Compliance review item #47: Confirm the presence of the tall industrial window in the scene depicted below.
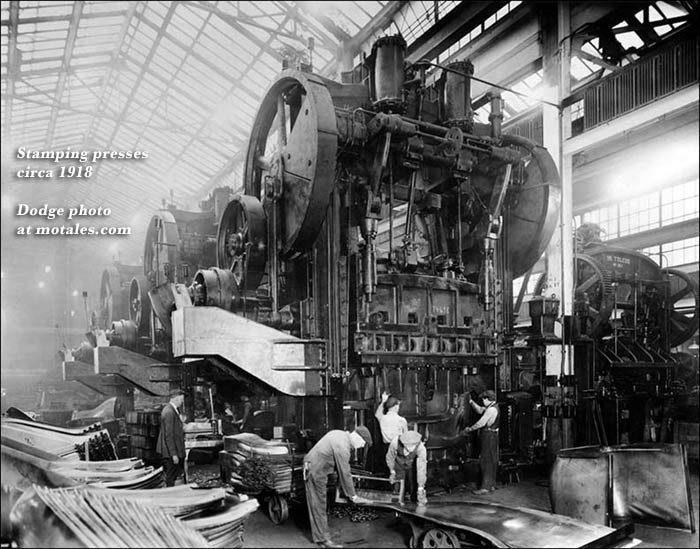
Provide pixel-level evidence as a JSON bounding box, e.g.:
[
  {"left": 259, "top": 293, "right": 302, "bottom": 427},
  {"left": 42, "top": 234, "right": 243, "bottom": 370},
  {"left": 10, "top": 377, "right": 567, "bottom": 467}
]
[
  {"left": 640, "top": 237, "right": 700, "bottom": 268},
  {"left": 577, "top": 179, "right": 699, "bottom": 241},
  {"left": 579, "top": 203, "right": 618, "bottom": 239},
  {"left": 619, "top": 193, "right": 659, "bottom": 236},
  {"left": 661, "top": 179, "right": 699, "bottom": 224}
]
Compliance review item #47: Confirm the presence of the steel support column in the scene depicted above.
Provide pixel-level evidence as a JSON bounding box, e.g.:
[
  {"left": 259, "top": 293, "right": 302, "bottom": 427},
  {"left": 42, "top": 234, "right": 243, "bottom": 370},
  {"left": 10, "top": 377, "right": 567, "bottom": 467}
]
[{"left": 542, "top": 4, "right": 574, "bottom": 374}]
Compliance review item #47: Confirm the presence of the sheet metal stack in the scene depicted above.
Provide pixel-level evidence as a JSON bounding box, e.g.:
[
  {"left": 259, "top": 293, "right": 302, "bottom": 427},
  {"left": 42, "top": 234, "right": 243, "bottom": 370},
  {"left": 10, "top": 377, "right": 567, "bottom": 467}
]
[
  {"left": 220, "top": 433, "right": 304, "bottom": 495},
  {"left": 2, "top": 432, "right": 164, "bottom": 489},
  {"left": 12, "top": 486, "right": 209, "bottom": 548},
  {"left": 2, "top": 417, "right": 117, "bottom": 461},
  {"left": 98, "top": 485, "right": 260, "bottom": 548}
]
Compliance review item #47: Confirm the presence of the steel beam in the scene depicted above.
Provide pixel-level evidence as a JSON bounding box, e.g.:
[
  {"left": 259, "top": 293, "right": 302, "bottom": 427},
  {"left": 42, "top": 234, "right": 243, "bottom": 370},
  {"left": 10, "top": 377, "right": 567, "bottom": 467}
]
[
  {"left": 3, "top": 1, "right": 19, "bottom": 138},
  {"left": 44, "top": 1, "right": 84, "bottom": 148},
  {"left": 345, "top": 0, "right": 408, "bottom": 57},
  {"left": 563, "top": 85, "right": 699, "bottom": 155},
  {"left": 406, "top": 1, "right": 506, "bottom": 64},
  {"left": 81, "top": 0, "right": 139, "bottom": 150}
]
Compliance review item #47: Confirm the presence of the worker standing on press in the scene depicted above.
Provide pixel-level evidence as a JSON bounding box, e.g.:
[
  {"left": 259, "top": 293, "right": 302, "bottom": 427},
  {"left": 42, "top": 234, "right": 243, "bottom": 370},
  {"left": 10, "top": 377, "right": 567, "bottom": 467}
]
[
  {"left": 463, "top": 389, "right": 499, "bottom": 494},
  {"left": 303, "top": 426, "right": 374, "bottom": 548},
  {"left": 156, "top": 389, "right": 186, "bottom": 487},
  {"left": 375, "top": 391, "right": 408, "bottom": 467},
  {"left": 386, "top": 430, "right": 428, "bottom": 505}
]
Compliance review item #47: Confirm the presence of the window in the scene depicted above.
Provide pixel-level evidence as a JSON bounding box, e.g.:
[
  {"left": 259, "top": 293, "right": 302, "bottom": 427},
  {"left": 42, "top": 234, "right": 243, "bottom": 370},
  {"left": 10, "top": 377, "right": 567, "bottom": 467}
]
[
  {"left": 661, "top": 180, "right": 699, "bottom": 224},
  {"left": 579, "top": 179, "right": 699, "bottom": 242},
  {"left": 581, "top": 204, "right": 619, "bottom": 239},
  {"left": 619, "top": 193, "right": 660, "bottom": 236},
  {"left": 661, "top": 237, "right": 699, "bottom": 268}
]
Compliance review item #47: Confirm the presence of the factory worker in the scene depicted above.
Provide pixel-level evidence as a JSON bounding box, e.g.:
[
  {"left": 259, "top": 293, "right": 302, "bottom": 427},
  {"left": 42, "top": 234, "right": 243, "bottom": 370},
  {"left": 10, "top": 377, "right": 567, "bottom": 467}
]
[
  {"left": 303, "top": 426, "right": 374, "bottom": 548},
  {"left": 375, "top": 391, "right": 408, "bottom": 465},
  {"left": 155, "top": 389, "right": 186, "bottom": 487},
  {"left": 463, "top": 389, "right": 499, "bottom": 494},
  {"left": 386, "top": 430, "right": 428, "bottom": 505}
]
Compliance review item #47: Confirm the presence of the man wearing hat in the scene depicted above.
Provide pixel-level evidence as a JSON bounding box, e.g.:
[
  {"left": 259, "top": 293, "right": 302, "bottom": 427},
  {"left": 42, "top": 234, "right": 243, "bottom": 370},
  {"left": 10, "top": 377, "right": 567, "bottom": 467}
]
[
  {"left": 156, "top": 389, "right": 186, "bottom": 487},
  {"left": 386, "top": 430, "right": 428, "bottom": 505},
  {"left": 463, "top": 389, "right": 499, "bottom": 494},
  {"left": 303, "top": 426, "right": 374, "bottom": 548}
]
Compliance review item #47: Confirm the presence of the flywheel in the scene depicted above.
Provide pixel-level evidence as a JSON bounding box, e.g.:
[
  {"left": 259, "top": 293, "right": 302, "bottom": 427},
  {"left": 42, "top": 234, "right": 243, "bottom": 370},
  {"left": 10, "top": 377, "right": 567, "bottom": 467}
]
[
  {"left": 500, "top": 134, "right": 561, "bottom": 279},
  {"left": 662, "top": 267, "right": 700, "bottom": 347},
  {"left": 143, "top": 210, "right": 180, "bottom": 285},
  {"left": 129, "top": 275, "right": 151, "bottom": 335},
  {"left": 99, "top": 266, "right": 128, "bottom": 329},
  {"left": 244, "top": 70, "right": 338, "bottom": 258},
  {"left": 575, "top": 254, "right": 614, "bottom": 337},
  {"left": 216, "top": 195, "right": 267, "bottom": 291}
]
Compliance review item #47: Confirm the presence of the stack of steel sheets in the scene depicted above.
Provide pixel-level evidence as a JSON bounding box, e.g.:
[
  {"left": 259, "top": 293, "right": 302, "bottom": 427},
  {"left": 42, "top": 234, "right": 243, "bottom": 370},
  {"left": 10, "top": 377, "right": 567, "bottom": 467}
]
[
  {"left": 2, "top": 435, "right": 164, "bottom": 489},
  {"left": 221, "top": 433, "right": 304, "bottom": 495},
  {"left": 99, "top": 485, "right": 259, "bottom": 547},
  {"left": 2, "top": 418, "right": 117, "bottom": 461},
  {"left": 11, "top": 486, "right": 208, "bottom": 548}
]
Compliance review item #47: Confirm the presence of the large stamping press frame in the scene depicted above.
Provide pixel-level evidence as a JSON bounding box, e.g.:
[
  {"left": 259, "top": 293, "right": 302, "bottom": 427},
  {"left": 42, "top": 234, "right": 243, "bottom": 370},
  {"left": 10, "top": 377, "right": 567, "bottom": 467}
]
[{"left": 67, "top": 35, "right": 563, "bottom": 473}]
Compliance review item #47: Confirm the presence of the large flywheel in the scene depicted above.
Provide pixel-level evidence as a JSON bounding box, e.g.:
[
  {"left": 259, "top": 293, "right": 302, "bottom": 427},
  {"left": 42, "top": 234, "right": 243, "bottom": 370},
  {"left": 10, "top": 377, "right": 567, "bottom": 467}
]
[
  {"left": 575, "top": 254, "right": 615, "bottom": 337},
  {"left": 500, "top": 134, "right": 561, "bottom": 279},
  {"left": 662, "top": 267, "right": 700, "bottom": 347},
  {"left": 244, "top": 70, "right": 338, "bottom": 258},
  {"left": 99, "top": 266, "right": 125, "bottom": 329},
  {"left": 216, "top": 195, "right": 267, "bottom": 291},
  {"left": 143, "top": 210, "right": 180, "bottom": 285}
]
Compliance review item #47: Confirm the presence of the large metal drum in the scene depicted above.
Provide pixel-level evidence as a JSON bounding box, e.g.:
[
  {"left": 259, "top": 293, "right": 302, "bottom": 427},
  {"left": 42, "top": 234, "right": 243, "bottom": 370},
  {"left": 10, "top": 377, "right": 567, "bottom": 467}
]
[{"left": 550, "top": 444, "right": 694, "bottom": 530}]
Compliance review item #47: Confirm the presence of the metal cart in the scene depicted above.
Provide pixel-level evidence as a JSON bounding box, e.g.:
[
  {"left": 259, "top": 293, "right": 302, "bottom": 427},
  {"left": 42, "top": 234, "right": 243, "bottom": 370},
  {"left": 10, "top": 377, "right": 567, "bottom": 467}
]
[{"left": 219, "top": 444, "right": 305, "bottom": 525}]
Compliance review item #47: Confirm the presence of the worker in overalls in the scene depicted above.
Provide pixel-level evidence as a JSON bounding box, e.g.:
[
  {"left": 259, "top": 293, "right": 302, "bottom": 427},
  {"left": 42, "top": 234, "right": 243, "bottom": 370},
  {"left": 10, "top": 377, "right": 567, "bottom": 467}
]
[
  {"left": 303, "top": 426, "right": 373, "bottom": 548},
  {"left": 463, "top": 389, "right": 499, "bottom": 494},
  {"left": 386, "top": 430, "right": 428, "bottom": 505}
]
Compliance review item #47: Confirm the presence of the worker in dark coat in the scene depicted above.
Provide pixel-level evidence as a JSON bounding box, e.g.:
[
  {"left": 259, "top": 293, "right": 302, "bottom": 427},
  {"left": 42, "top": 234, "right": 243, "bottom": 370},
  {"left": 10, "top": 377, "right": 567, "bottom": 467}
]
[
  {"left": 235, "top": 394, "right": 254, "bottom": 433},
  {"left": 463, "top": 389, "right": 500, "bottom": 494},
  {"left": 303, "top": 427, "right": 374, "bottom": 548},
  {"left": 156, "top": 389, "right": 186, "bottom": 487}
]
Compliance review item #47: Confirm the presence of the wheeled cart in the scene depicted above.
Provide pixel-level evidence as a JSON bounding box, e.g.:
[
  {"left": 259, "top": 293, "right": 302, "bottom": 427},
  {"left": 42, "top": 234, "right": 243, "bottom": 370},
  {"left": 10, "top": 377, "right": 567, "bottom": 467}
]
[{"left": 219, "top": 433, "right": 305, "bottom": 525}]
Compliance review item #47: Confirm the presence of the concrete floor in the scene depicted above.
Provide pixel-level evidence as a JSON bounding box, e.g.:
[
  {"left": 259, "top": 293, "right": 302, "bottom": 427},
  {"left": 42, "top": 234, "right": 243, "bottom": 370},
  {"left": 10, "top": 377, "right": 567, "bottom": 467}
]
[{"left": 195, "top": 464, "right": 699, "bottom": 548}]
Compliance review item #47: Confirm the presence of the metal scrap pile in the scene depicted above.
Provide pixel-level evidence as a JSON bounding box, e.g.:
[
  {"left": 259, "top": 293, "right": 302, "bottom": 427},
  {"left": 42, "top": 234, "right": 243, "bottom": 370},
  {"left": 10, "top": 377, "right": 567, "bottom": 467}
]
[{"left": 329, "top": 503, "right": 380, "bottom": 523}]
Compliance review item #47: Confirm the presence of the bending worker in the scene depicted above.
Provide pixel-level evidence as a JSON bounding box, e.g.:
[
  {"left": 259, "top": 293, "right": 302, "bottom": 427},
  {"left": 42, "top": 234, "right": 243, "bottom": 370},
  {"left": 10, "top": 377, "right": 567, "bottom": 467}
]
[
  {"left": 463, "top": 389, "right": 499, "bottom": 494},
  {"left": 375, "top": 391, "right": 408, "bottom": 465},
  {"left": 386, "top": 430, "right": 428, "bottom": 505},
  {"left": 303, "top": 426, "right": 374, "bottom": 548}
]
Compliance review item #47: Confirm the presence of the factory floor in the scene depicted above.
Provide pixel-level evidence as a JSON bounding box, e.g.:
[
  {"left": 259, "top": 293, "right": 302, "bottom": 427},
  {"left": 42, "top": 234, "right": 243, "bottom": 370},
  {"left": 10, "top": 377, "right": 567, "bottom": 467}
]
[{"left": 190, "top": 463, "right": 699, "bottom": 548}]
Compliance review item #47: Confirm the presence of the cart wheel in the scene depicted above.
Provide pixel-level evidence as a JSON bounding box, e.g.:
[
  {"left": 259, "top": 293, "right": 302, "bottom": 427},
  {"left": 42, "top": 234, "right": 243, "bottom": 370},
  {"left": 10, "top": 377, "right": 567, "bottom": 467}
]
[
  {"left": 420, "top": 528, "right": 460, "bottom": 548},
  {"left": 268, "top": 494, "right": 289, "bottom": 525}
]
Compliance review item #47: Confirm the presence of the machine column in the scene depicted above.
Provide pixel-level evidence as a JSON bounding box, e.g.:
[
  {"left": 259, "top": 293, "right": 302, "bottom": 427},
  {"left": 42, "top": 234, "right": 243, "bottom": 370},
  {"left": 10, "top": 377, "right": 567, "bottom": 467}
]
[{"left": 541, "top": 3, "right": 575, "bottom": 456}]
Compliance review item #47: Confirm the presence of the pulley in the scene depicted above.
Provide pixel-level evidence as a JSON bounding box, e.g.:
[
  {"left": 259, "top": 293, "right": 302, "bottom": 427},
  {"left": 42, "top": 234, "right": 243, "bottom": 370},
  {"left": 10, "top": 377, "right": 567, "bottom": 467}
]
[
  {"left": 109, "top": 320, "right": 138, "bottom": 350},
  {"left": 191, "top": 268, "right": 237, "bottom": 310}
]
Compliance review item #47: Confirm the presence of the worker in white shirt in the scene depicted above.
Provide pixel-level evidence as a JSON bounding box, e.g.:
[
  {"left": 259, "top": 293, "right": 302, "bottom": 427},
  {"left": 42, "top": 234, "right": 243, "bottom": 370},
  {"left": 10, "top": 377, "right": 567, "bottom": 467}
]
[
  {"left": 462, "top": 389, "right": 500, "bottom": 494},
  {"left": 375, "top": 391, "right": 408, "bottom": 469}
]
